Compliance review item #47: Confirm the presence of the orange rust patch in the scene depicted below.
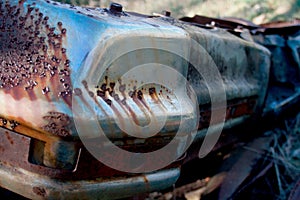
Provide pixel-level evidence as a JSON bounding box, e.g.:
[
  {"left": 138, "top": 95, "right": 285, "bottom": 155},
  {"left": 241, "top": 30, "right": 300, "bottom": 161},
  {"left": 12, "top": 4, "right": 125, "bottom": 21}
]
[
  {"left": 199, "top": 98, "right": 257, "bottom": 129},
  {"left": 5, "top": 131, "right": 14, "bottom": 145},
  {"left": 32, "top": 186, "right": 46, "bottom": 197},
  {"left": 0, "top": 1, "right": 72, "bottom": 105},
  {"left": 42, "top": 111, "right": 71, "bottom": 137}
]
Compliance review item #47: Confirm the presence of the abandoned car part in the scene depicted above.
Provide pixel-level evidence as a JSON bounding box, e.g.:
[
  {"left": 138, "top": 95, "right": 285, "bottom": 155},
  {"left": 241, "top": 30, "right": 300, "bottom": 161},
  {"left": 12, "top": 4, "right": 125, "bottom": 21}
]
[{"left": 0, "top": 0, "right": 299, "bottom": 199}]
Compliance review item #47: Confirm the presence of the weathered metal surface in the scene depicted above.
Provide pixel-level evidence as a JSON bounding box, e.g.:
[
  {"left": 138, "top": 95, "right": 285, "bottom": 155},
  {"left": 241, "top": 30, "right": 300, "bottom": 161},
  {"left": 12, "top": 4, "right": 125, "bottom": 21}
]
[
  {"left": 0, "top": 154, "right": 181, "bottom": 199},
  {"left": 0, "top": 0, "right": 73, "bottom": 137},
  {"left": 0, "top": 0, "right": 293, "bottom": 199},
  {"left": 0, "top": 0, "right": 270, "bottom": 141},
  {"left": 173, "top": 19, "right": 270, "bottom": 117}
]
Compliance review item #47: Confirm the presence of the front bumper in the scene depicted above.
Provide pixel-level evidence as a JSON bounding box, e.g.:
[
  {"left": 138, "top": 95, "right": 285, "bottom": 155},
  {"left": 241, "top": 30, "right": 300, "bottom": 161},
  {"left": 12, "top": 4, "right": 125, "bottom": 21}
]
[
  {"left": 0, "top": 126, "right": 180, "bottom": 199},
  {"left": 0, "top": 161, "right": 180, "bottom": 200}
]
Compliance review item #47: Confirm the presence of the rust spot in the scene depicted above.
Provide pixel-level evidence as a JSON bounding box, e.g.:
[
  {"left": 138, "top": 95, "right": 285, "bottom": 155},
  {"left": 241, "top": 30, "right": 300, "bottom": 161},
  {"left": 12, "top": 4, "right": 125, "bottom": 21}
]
[
  {"left": 74, "top": 88, "right": 82, "bottom": 96},
  {"left": 18, "top": 0, "right": 25, "bottom": 5},
  {"left": 96, "top": 89, "right": 105, "bottom": 98},
  {"left": 95, "top": 79, "right": 116, "bottom": 106},
  {"left": 88, "top": 91, "right": 94, "bottom": 97},
  {"left": 42, "top": 111, "right": 71, "bottom": 137},
  {"left": 143, "top": 175, "right": 149, "bottom": 184},
  {"left": 42, "top": 86, "right": 50, "bottom": 94},
  {"left": 137, "top": 90, "right": 143, "bottom": 100},
  {"left": 105, "top": 99, "right": 112, "bottom": 106},
  {"left": 121, "top": 98, "right": 126, "bottom": 105},
  {"left": 0, "top": 118, "right": 7, "bottom": 126},
  {"left": 149, "top": 87, "right": 156, "bottom": 95},
  {"left": 32, "top": 186, "right": 46, "bottom": 197},
  {"left": 0, "top": 1, "right": 72, "bottom": 105},
  {"left": 61, "top": 28, "right": 66, "bottom": 34},
  {"left": 0, "top": 145, "right": 4, "bottom": 153},
  {"left": 5, "top": 131, "right": 14, "bottom": 145},
  {"left": 9, "top": 120, "right": 19, "bottom": 130},
  {"left": 0, "top": 117, "right": 19, "bottom": 131},
  {"left": 119, "top": 84, "right": 126, "bottom": 92},
  {"left": 100, "top": 83, "right": 107, "bottom": 91},
  {"left": 113, "top": 93, "right": 120, "bottom": 101},
  {"left": 109, "top": 82, "right": 115, "bottom": 90},
  {"left": 128, "top": 90, "right": 134, "bottom": 98},
  {"left": 91, "top": 77, "right": 160, "bottom": 125},
  {"left": 82, "top": 80, "right": 88, "bottom": 89}
]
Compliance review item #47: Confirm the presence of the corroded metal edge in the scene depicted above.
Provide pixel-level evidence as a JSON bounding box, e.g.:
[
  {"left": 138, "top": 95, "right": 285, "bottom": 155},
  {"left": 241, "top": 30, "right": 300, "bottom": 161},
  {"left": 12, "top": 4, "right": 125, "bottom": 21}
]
[{"left": 0, "top": 161, "right": 180, "bottom": 200}]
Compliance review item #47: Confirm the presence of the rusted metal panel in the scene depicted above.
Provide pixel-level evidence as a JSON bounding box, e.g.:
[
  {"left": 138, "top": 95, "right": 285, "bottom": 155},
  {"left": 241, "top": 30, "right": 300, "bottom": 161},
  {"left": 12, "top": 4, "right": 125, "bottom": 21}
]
[
  {"left": 180, "top": 15, "right": 259, "bottom": 30},
  {"left": 0, "top": 0, "right": 197, "bottom": 177},
  {"left": 0, "top": 0, "right": 270, "bottom": 142},
  {"left": 258, "top": 20, "right": 300, "bottom": 35},
  {"left": 0, "top": 0, "right": 73, "bottom": 139},
  {"left": 0, "top": 0, "right": 199, "bottom": 141},
  {"left": 0, "top": 0, "right": 275, "bottom": 199}
]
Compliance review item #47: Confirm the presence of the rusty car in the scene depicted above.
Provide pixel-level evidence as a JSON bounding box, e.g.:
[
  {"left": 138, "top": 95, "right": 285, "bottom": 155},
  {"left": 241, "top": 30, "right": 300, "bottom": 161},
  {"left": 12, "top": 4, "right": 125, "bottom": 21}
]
[{"left": 0, "top": 0, "right": 299, "bottom": 199}]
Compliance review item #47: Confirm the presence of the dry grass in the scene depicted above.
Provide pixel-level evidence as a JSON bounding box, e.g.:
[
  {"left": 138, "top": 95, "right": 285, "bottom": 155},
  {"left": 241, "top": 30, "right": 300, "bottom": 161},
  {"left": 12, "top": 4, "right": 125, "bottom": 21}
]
[
  {"left": 239, "top": 115, "right": 300, "bottom": 199},
  {"left": 265, "top": 116, "right": 300, "bottom": 199},
  {"left": 55, "top": 0, "right": 300, "bottom": 24}
]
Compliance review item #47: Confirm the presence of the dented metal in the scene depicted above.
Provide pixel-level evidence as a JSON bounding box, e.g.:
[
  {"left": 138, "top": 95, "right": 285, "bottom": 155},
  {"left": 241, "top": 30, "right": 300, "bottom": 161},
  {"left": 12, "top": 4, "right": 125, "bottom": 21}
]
[{"left": 0, "top": 0, "right": 299, "bottom": 199}]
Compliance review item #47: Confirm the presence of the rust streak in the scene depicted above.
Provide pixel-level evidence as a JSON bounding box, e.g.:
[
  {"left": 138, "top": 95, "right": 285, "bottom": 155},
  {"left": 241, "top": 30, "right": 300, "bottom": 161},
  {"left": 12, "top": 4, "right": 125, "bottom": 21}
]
[
  {"left": 149, "top": 87, "right": 167, "bottom": 109},
  {"left": 117, "top": 99, "right": 141, "bottom": 126},
  {"left": 132, "top": 97, "right": 151, "bottom": 125},
  {"left": 111, "top": 104, "right": 126, "bottom": 135}
]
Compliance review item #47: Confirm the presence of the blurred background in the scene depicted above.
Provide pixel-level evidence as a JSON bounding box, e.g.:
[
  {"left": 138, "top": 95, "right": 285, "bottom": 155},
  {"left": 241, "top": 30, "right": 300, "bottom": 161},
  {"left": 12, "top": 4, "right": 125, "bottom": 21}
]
[{"left": 54, "top": 0, "right": 300, "bottom": 24}]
